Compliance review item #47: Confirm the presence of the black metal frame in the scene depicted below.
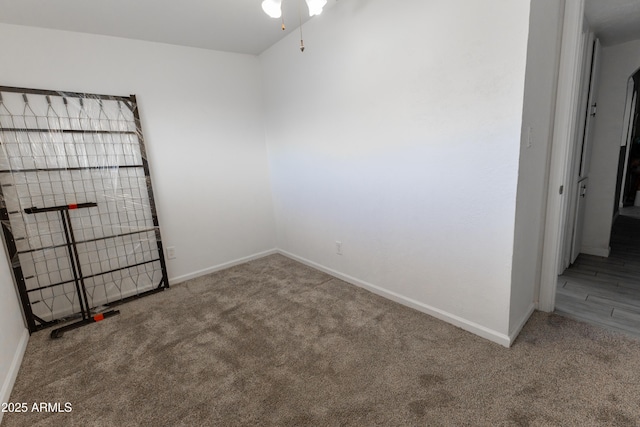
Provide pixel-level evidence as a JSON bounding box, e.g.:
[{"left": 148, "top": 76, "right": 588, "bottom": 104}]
[{"left": 0, "top": 86, "right": 169, "bottom": 337}]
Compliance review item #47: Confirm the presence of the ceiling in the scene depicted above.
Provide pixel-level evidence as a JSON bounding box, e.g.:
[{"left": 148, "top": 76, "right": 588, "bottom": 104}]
[
  {"left": 585, "top": 0, "right": 640, "bottom": 46},
  {"left": 0, "top": 0, "right": 337, "bottom": 55},
  {"left": 0, "top": 1, "right": 639, "bottom": 54}
]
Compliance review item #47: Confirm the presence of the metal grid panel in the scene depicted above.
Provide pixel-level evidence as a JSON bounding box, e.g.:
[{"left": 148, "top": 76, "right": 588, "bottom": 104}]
[{"left": 0, "top": 86, "right": 168, "bottom": 334}]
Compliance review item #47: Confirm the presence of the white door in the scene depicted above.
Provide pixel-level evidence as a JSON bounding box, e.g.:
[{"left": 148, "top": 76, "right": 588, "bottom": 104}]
[{"left": 566, "top": 37, "right": 601, "bottom": 266}]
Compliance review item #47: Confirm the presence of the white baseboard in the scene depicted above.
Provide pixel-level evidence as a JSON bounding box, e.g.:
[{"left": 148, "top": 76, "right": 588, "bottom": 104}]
[
  {"left": 169, "top": 249, "right": 278, "bottom": 284},
  {"left": 277, "top": 250, "right": 512, "bottom": 348},
  {"left": 580, "top": 245, "right": 610, "bottom": 258},
  {"left": 0, "top": 328, "right": 29, "bottom": 424},
  {"left": 509, "top": 303, "right": 536, "bottom": 345}
]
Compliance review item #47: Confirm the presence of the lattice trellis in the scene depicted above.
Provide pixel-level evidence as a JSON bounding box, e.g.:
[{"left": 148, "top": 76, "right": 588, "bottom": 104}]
[{"left": 0, "top": 86, "right": 168, "bottom": 337}]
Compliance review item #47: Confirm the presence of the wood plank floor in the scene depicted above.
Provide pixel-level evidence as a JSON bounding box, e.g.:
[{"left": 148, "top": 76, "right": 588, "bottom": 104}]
[{"left": 555, "top": 212, "right": 640, "bottom": 338}]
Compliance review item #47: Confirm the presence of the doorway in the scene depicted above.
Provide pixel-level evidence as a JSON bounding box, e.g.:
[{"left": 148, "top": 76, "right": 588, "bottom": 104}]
[
  {"left": 539, "top": 0, "right": 640, "bottom": 316},
  {"left": 555, "top": 69, "right": 640, "bottom": 337}
]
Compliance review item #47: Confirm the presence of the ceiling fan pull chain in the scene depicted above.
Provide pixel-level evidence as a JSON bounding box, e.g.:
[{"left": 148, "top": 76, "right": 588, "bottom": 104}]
[{"left": 299, "top": 0, "right": 305, "bottom": 52}]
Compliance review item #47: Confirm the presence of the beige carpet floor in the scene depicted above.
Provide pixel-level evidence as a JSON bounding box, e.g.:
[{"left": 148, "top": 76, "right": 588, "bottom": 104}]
[{"left": 4, "top": 254, "right": 640, "bottom": 426}]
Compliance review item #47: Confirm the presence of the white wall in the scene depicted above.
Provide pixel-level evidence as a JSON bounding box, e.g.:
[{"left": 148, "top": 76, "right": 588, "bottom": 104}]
[
  {"left": 261, "top": 0, "right": 531, "bottom": 344},
  {"left": 582, "top": 39, "right": 640, "bottom": 254},
  {"left": 0, "top": 23, "right": 276, "bottom": 282},
  {"left": 0, "top": 22, "right": 276, "bottom": 404},
  {"left": 510, "top": 0, "right": 564, "bottom": 336},
  {"left": 0, "top": 241, "right": 28, "bottom": 423}
]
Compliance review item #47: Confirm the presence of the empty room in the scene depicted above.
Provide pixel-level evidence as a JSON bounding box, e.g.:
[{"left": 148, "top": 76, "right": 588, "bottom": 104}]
[{"left": 2, "top": 0, "right": 640, "bottom": 425}]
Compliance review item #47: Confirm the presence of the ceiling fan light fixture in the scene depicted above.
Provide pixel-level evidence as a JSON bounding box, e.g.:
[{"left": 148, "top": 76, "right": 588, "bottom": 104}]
[
  {"left": 261, "top": 0, "right": 282, "bottom": 18},
  {"left": 305, "top": 0, "right": 327, "bottom": 16}
]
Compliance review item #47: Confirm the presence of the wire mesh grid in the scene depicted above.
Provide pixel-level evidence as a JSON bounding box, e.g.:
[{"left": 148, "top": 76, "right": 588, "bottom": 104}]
[{"left": 0, "top": 87, "right": 167, "bottom": 329}]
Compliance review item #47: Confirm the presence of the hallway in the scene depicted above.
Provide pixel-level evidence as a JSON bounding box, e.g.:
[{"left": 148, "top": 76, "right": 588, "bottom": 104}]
[{"left": 556, "top": 212, "right": 640, "bottom": 338}]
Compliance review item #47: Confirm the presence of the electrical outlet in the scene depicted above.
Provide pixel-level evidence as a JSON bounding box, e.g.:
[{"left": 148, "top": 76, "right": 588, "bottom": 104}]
[
  {"left": 166, "top": 246, "right": 176, "bottom": 260},
  {"left": 335, "top": 241, "right": 342, "bottom": 255}
]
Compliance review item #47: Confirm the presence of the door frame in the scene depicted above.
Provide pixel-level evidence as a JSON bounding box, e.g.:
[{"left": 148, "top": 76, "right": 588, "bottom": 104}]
[{"left": 538, "top": 0, "right": 586, "bottom": 312}]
